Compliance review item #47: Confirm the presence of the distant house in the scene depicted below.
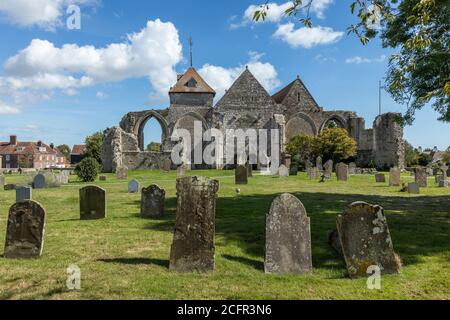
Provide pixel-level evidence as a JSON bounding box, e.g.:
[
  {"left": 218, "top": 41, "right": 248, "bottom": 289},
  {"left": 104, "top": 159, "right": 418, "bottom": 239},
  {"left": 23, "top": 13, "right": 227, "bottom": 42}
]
[
  {"left": 71, "top": 144, "right": 86, "bottom": 164},
  {"left": 0, "top": 135, "right": 70, "bottom": 169}
]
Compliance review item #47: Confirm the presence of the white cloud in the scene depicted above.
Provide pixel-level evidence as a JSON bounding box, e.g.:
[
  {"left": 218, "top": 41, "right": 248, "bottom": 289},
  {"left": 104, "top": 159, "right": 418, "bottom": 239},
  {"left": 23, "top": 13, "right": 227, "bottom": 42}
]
[
  {"left": 345, "top": 55, "right": 387, "bottom": 64},
  {"left": 273, "top": 23, "right": 343, "bottom": 49},
  {"left": 0, "top": 19, "right": 183, "bottom": 106},
  {"left": 315, "top": 54, "right": 336, "bottom": 63},
  {"left": 0, "top": 100, "right": 20, "bottom": 114},
  {"left": 198, "top": 52, "right": 280, "bottom": 99},
  {"left": 96, "top": 91, "right": 108, "bottom": 99},
  {"left": 0, "top": 0, "right": 99, "bottom": 30},
  {"left": 311, "top": 0, "right": 334, "bottom": 19}
]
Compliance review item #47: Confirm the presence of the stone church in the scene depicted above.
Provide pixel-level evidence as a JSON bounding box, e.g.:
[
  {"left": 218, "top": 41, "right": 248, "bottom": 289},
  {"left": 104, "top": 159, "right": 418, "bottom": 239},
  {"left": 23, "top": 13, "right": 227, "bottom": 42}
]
[{"left": 101, "top": 66, "right": 405, "bottom": 172}]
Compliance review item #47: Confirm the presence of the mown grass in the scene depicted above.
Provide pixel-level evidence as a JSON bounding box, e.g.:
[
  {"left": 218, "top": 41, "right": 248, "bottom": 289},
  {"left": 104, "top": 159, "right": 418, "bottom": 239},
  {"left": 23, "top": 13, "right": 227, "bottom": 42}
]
[{"left": 0, "top": 170, "right": 449, "bottom": 300}]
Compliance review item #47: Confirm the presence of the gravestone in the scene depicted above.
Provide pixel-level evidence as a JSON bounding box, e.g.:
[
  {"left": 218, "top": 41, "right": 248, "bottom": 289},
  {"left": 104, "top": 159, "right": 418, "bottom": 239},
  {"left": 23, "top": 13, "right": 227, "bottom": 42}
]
[
  {"left": 323, "top": 160, "right": 333, "bottom": 179},
  {"left": 316, "top": 156, "right": 323, "bottom": 171},
  {"left": 348, "top": 162, "right": 357, "bottom": 175},
  {"left": 307, "top": 167, "right": 319, "bottom": 180},
  {"left": 246, "top": 163, "right": 253, "bottom": 178},
  {"left": 177, "top": 166, "right": 186, "bottom": 179},
  {"left": 389, "top": 167, "right": 401, "bottom": 186},
  {"left": 4, "top": 184, "right": 16, "bottom": 191},
  {"left": 116, "top": 167, "right": 128, "bottom": 180},
  {"left": 162, "top": 158, "right": 172, "bottom": 173},
  {"left": 336, "top": 201, "right": 401, "bottom": 278},
  {"left": 0, "top": 175, "right": 5, "bottom": 187},
  {"left": 289, "top": 165, "right": 298, "bottom": 176},
  {"left": 375, "top": 173, "right": 386, "bottom": 183},
  {"left": 128, "top": 179, "right": 140, "bottom": 193},
  {"left": 278, "top": 165, "right": 289, "bottom": 177},
  {"left": 415, "top": 167, "right": 428, "bottom": 188},
  {"left": 235, "top": 165, "right": 248, "bottom": 185},
  {"left": 169, "top": 176, "right": 219, "bottom": 273},
  {"left": 283, "top": 154, "right": 292, "bottom": 170},
  {"left": 99, "top": 176, "right": 107, "bottom": 181},
  {"left": 33, "top": 174, "right": 45, "bottom": 189},
  {"left": 141, "top": 184, "right": 165, "bottom": 217},
  {"left": 79, "top": 186, "right": 106, "bottom": 220},
  {"left": 407, "top": 182, "right": 420, "bottom": 194},
  {"left": 16, "top": 186, "right": 32, "bottom": 202},
  {"left": 57, "top": 171, "right": 69, "bottom": 184},
  {"left": 336, "top": 163, "right": 349, "bottom": 181},
  {"left": 440, "top": 165, "right": 448, "bottom": 179},
  {"left": 265, "top": 193, "right": 312, "bottom": 274},
  {"left": 437, "top": 176, "right": 449, "bottom": 188},
  {"left": 4, "top": 200, "right": 46, "bottom": 259}
]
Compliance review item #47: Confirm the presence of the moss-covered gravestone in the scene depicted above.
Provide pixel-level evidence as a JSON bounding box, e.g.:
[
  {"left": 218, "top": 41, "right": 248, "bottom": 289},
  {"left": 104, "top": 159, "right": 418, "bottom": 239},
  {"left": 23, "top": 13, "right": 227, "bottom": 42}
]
[
  {"left": 141, "top": 184, "right": 165, "bottom": 218},
  {"left": 235, "top": 165, "right": 248, "bottom": 185},
  {"left": 79, "top": 186, "right": 106, "bottom": 220}
]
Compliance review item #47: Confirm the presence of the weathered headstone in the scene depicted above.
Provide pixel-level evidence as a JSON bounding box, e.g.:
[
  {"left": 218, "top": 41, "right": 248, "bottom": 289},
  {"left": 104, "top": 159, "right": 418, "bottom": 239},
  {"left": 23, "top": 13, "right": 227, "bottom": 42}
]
[
  {"left": 57, "top": 171, "right": 69, "bottom": 184},
  {"left": 116, "top": 167, "right": 128, "bottom": 180},
  {"left": 389, "top": 167, "right": 401, "bottom": 186},
  {"left": 128, "top": 179, "right": 140, "bottom": 193},
  {"left": 33, "top": 174, "right": 45, "bottom": 189},
  {"left": 336, "top": 163, "right": 349, "bottom": 181},
  {"left": 437, "top": 176, "right": 449, "bottom": 188},
  {"left": 265, "top": 193, "right": 312, "bottom": 274},
  {"left": 289, "top": 165, "right": 298, "bottom": 176},
  {"left": 283, "top": 154, "right": 292, "bottom": 170},
  {"left": 4, "top": 184, "right": 16, "bottom": 191},
  {"left": 278, "top": 165, "right": 289, "bottom": 177},
  {"left": 375, "top": 173, "right": 386, "bottom": 183},
  {"left": 440, "top": 165, "right": 448, "bottom": 179},
  {"left": 141, "top": 184, "right": 165, "bottom": 217},
  {"left": 348, "top": 162, "right": 357, "bottom": 175},
  {"left": 407, "top": 182, "right": 420, "bottom": 194},
  {"left": 307, "top": 167, "right": 319, "bottom": 180},
  {"left": 323, "top": 160, "right": 333, "bottom": 179},
  {"left": 415, "top": 167, "right": 428, "bottom": 188},
  {"left": 169, "top": 176, "right": 219, "bottom": 273},
  {"left": 16, "top": 186, "right": 32, "bottom": 202},
  {"left": 235, "top": 165, "right": 248, "bottom": 185},
  {"left": 336, "top": 201, "right": 401, "bottom": 278},
  {"left": 246, "top": 163, "right": 253, "bottom": 178},
  {"left": 316, "top": 156, "right": 323, "bottom": 171},
  {"left": 79, "top": 186, "right": 106, "bottom": 220},
  {"left": 177, "top": 165, "right": 186, "bottom": 179},
  {"left": 99, "top": 175, "right": 107, "bottom": 181},
  {"left": 162, "top": 158, "right": 172, "bottom": 173},
  {"left": 0, "top": 175, "right": 5, "bottom": 187},
  {"left": 4, "top": 201, "right": 46, "bottom": 259}
]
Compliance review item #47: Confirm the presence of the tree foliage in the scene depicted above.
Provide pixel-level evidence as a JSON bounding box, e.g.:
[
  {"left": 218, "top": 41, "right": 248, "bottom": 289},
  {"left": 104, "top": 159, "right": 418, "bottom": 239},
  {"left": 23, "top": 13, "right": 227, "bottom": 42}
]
[
  {"left": 404, "top": 140, "right": 419, "bottom": 166},
  {"left": 286, "top": 135, "right": 315, "bottom": 165},
  {"left": 85, "top": 131, "right": 104, "bottom": 164},
  {"left": 253, "top": 0, "right": 450, "bottom": 123},
  {"left": 74, "top": 157, "right": 100, "bottom": 182},
  {"left": 146, "top": 142, "right": 162, "bottom": 152},
  {"left": 57, "top": 144, "right": 71, "bottom": 160}
]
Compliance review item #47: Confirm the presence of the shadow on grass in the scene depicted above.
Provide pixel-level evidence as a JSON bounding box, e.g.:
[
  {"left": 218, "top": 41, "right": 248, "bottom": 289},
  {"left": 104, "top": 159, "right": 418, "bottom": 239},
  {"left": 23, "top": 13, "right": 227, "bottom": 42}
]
[
  {"left": 222, "top": 254, "right": 264, "bottom": 271},
  {"left": 98, "top": 258, "right": 169, "bottom": 267}
]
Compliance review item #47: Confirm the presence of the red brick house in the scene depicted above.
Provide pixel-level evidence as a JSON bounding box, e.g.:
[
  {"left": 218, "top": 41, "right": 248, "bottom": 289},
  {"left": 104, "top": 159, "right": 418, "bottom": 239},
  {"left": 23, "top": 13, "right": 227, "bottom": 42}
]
[
  {"left": 0, "top": 135, "right": 69, "bottom": 169},
  {"left": 70, "top": 144, "right": 86, "bottom": 164}
]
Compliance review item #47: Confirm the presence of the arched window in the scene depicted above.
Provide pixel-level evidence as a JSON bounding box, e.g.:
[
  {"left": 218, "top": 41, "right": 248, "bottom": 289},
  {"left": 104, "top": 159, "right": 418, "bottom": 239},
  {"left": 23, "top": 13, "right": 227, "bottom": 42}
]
[{"left": 142, "top": 118, "right": 163, "bottom": 152}]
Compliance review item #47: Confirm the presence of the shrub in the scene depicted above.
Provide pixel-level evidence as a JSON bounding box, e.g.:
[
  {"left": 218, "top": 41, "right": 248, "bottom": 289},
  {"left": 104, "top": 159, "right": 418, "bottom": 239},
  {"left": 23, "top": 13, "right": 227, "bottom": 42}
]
[
  {"left": 75, "top": 157, "right": 100, "bottom": 182},
  {"left": 313, "top": 128, "right": 357, "bottom": 163}
]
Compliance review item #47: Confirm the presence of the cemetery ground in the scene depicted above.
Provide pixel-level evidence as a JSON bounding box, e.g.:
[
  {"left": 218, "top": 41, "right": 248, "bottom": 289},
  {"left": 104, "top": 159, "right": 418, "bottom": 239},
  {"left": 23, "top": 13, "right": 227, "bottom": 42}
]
[{"left": 0, "top": 170, "right": 449, "bottom": 300}]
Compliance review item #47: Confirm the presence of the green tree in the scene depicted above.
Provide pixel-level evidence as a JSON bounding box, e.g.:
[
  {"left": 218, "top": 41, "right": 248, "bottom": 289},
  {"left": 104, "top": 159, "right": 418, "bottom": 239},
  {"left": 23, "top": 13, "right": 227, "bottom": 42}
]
[
  {"left": 74, "top": 157, "right": 100, "bottom": 182},
  {"left": 146, "top": 142, "right": 162, "bottom": 152},
  {"left": 253, "top": 0, "right": 450, "bottom": 123},
  {"left": 404, "top": 140, "right": 419, "bottom": 166},
  {"left": 442, "top": 152, "right": 450, "bottom": 165},
  {"left": 418, "top": 153, "right": 433, "bottom": 166},
  {"left": 313, "top": 128, "right": 357, "bottom": 163},
  {"left": 286, "top": 135, "right": 315, "bottom": 166},
  {"left": 85, "top": 131, "right": 104, "bottom": 164},
  {"left": 57, "top": 144, "right": 71, "bottom": 160}
]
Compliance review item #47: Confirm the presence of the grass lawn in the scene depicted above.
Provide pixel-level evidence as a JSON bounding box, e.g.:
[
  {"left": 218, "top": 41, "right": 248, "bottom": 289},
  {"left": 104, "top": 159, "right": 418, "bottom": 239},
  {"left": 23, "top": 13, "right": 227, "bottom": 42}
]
[{"left": 0, "top": 170, "right": 449, "bottom": 300}]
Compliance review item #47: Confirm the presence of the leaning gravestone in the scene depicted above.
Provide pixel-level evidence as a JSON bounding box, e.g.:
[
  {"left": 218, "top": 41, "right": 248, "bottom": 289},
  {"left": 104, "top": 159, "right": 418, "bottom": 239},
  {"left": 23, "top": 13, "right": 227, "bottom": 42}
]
[
  {"left": 162, "top": 159, "right": 172, "bottom": 173},
  {"left": 336, "top": 201, "right": 401, "bottom": 278},
  {"left": 169, "top": 176, "right": 219, "bottom": 273},
  {"left": 116, "top": 167, "right": 128, "bottom": 180},
  {"left": 407, "top": 182, "right": 420, "bottom": 194},
  {"left": 128, "top": 179, "right": 140, "bottom": 193},
  {"left": 278, "top": 165, "right": 289, "bottom": 177},
  {"left": 323, "top": 160, "right": 333, "bottom": 179},
  {"left": 415, "top": 167, "right": 428, "bottom": 188},
  {"left": 235, "top": 165, "right": 248, "bottom": 185},
  {"left": 33, "top": 174, "right": 46, "bottom": 189},
  {"left": 4, "top": 200, "right": 46, "bottom": 259},
  {"left": 79, "top": 186, "right": 106, "bottom": 220},
  {"left": 389, "top": 167, "right": 401, "bottom": 186},
  {"left": 141, "top": 184, "right": 165, "bottom": 217},
  {"left": 265, "top": 193, "right": 312, "bottom": 274},
  {"left": 16, "top": 186, "right": 32, "bottom": 202},
  {"left": 375, "top": 173, "right": 386, "bottom": 183},
  {"left": 336, "top": 163, "right": 349, "bottom": 181},
  {"left": 289, "top": 165, "right": 298, "bottom": 176}
]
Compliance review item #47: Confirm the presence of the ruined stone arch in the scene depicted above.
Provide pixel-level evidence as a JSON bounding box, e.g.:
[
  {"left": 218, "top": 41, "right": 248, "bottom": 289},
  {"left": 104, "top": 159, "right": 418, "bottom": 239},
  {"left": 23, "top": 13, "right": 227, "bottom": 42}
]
[
  {"left": 174, "top": 111, "right": 209, "bottom": 131},
  {"left": 320, "top": 114, "right": 348, "bottom": 133},
  {"left": 135, "top": 111, "right": 170, "bottom": 152},
  {"left": 285, "top": 112, "right": 317, "bottom": 143}
]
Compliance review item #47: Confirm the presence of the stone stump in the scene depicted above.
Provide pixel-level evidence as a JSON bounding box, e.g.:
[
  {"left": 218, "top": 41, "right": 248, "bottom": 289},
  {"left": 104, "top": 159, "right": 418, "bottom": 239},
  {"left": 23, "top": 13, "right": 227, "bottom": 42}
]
[
  {"left": 141, "top": 184, "right": 165, "bottom": 218},
  {"left": 375, "top": 173, "right": 386, "bottom": 183},
  {"left": 4, "top": 201, "right": 46, "bottom": 259},
  {"left": 278, "top": 165, "right": 289, "bottom": 177},
  {"left": 265, "top": 193, "right": 312, "bottom": 274},
  {"left": 415, "top": 167, "right": 428, "bottom": 188},
  {"left": 116, "top": 167, "right": 128, "bottom": 180},
  {"left": 336, "top": 201, "right": 401, "bottom": 278},
  {"left": 16, "top": 186, "right": 32, "bottom": 202},
  {"left": 235, "top": 165, "right": 248, "bottom": 185},
  {"left": 79, "top": 186, "right": 106, "bottom": 220},
  {"left": 336, "top": 163, "right": 349, "bottom": 181},
  {"left": 128, "top": 179, "right": 140, "bottom": 193},
  {"left": 169, "top": 176, "right": 219, "bottom": 273},
  {"left": 407, "top": 182, "right": 420, "bottom": 194},
  {"left": 33, "top": 174, "right": 45, "bottom": 189},
  {"left": 389, "top": 167, "right": 401, "bottom": 186}
]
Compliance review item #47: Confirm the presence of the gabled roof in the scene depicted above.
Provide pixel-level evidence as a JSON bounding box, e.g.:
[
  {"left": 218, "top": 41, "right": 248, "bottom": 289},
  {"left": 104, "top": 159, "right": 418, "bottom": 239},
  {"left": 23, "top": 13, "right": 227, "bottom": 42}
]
[
  {"left": 215, "top": 68, "right": 274, "bottom": 109},
  {"left": 0, "top": 141, "right": 57, "bottom": 156},
  {"left": 71, "top": 144, "right": 86, "bottom": 155},
  {"left": 272, "top": 76, "right": 320, "bottom": 110},
  {"left": 169, "top": 67, "right": 215, "bottom": 94}
]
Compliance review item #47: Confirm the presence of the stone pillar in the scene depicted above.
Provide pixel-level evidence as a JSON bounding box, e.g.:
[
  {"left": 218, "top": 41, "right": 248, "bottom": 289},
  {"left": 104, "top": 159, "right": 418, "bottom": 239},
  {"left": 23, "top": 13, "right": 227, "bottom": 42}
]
[{"left": 373, "top": 113, "right": 405, "bottom": 170}]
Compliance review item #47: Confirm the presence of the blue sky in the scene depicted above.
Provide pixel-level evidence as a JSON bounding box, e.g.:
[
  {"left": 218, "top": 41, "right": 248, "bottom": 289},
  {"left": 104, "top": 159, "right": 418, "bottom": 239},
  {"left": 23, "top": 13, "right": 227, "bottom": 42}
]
[{"left": 0, "top": 0, "right": 448, "bottom": 150}]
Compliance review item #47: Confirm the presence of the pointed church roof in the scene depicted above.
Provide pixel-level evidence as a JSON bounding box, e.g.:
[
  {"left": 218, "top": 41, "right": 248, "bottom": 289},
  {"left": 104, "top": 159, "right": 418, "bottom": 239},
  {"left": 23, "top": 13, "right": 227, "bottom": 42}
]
[
  {"left": 215, "top": 67, "right": 274, "bottom": 109},
  {"left": 272, "top": 76, "right": 320, "bottom": 110},
  {"left": 169, "top": 67, "right": 215, "bottom": 95}
]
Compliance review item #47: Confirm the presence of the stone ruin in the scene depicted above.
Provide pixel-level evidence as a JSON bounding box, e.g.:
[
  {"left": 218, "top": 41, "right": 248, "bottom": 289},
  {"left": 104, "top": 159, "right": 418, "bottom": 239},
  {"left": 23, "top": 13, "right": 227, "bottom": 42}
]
[{"left": 101, "top": 67, "right": 405, "bottom": 172}]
